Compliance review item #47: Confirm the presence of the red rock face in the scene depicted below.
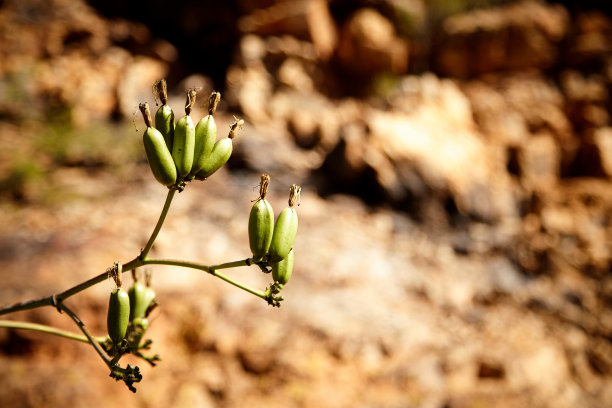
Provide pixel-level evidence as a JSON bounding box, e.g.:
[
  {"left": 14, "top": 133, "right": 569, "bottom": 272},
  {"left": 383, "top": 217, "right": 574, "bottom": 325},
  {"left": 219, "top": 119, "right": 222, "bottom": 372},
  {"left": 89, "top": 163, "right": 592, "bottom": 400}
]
[
  {"left": 336, "top": 8, "right": 409, "bottom": 75},
  {"left": 434, "top": 1, "right": 569, "bottom": 77},
  {"left": 1, "top": 1, "right": 612, "bottom": 407}
]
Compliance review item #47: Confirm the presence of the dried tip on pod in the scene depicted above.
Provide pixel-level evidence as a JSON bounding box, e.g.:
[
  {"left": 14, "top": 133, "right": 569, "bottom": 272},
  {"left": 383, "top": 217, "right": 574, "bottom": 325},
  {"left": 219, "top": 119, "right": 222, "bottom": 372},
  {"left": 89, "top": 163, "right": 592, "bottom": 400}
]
[
  {"left": 185, "top": 89, "right": 197, "bottom": 115},
  {"left": 288, "top": 184, "right": 301, "bottom": 207},
  {"left": 154, "top": 79, "right": 168, "bottom": 105},
  {"left": 208, "top": 91, "right": 221, "bottom": 115},
  {"left": 259, "top": 173, "right": 270, "bottom": 199},
  {"left": 139, "top": 103, "right": 153, "bottom": 128},
  {"left": 155, "top": 81, "right": 175, "bottom": 151},
  {"left": 228, "top": 118, "right": 244, "bottom": 139},
  {"left": 109, "top": 261, "right": 123, "bottom": 288}
]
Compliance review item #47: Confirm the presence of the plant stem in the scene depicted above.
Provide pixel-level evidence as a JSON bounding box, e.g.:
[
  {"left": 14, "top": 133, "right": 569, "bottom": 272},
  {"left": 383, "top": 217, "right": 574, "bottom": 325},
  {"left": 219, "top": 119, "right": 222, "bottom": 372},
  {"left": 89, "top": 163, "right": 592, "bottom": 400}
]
[
  {"left": 0, "top": 256, "right": 144, "bottom": 316},
  {"left": 141, "top": 188, "right": 176, "bottom": 259},
  {"left": 0, "top": 187, "right": 177, "bottom": 316},
  {"left": 0, "top": 255, "right": 266, "bottom": 316},
  {"left": 211, "top": 269, "right": 267, "bottom": 298},
  {"left": 142, "top": 258, "right": 267, "bottom": 299},
  {"left": 143, "top": 257, "right": 252, "bottom": 271},
  {"left": 58, "top": 302, "right": 112, "bottom": 368},
  {"left": 0, "top": 319, "right": 106, "bottom": 344}
]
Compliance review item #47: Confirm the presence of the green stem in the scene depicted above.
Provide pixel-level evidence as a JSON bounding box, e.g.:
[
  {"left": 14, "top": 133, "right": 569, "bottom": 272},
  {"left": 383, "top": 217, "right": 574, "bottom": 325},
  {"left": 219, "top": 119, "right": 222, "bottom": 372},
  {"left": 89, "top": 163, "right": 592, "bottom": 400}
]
[
  {"left": 142, "top": 258, "right": 266, "bottom": 298},
  {"left": 0, "top": 189, "right": 177, "bottom": 317},
  {"left": 211, "top": 269, "right": 267, "bottom": 298},
  {"left": 142, "top": 257, "right": 252, "bottom": 272},
  {"left": 0, "top": 257, "right": 144, "bottom": 316},
  {"left": 0, "top": 255, "right": 264, "bottom": 317},
  {"left": 141, "top": 188, "right": 176, "bottom": 259},
  {"left": 0, "top": 186, "right": 272, "bottom": 317},
  {"left": 0, "top": 319, "right": 106, "bottom": 344},
  {"left": 58, "top": 302, "right": 112, "bottom": 368}
]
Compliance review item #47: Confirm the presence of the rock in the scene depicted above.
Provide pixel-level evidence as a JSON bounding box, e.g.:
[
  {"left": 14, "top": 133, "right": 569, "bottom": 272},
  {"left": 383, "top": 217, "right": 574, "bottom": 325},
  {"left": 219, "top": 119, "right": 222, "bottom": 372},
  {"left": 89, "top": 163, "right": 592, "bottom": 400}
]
[
  {"left": 593, "top": 127, "right": 612, "bottom": 177},
  {"left": 367, "top": 74, "right": 517, "bottom": 222},
  {"left": 518, "top": 132, "right": 561, "bottom": 190},
  {"left": 336, "top": 8, "right": 409, "bottom": 76},
  {"left": 116, "top": 56, "right": 168, "bottom": 118},
  {"left": 561, "top": 70, "right": 608, "bottom": 104},
  {"left": 237, "top": 0, "right": 337, "bottom": 61},
  {"left": 561, "top": 70, "right": 610, "bottom": 130},
  {"left": 565, "top": 10, "right": 612, "bottom": 67},
  {"left": 385, "top": 0, "right": 427, "bottom": 37},
  {"left": 435, "top": 0, "right": 569, "bottom": 77},
  {"left": 277, "top": 57, "right": 315, "bottom": 92},
  {"left": 461, "top": 73, "right": 580, "bottom": 179},
  {"left": 226, "top": 61, "right": 274, "bottom": 122},
  {"left": 460, "top": 81, "right": 529, "bottom": 146},
  {"left": 477, "top": 360, "right": 506, "bottom": 379},
  {"left": 0, "top": 0, "right": 169, "bottom": 125}
]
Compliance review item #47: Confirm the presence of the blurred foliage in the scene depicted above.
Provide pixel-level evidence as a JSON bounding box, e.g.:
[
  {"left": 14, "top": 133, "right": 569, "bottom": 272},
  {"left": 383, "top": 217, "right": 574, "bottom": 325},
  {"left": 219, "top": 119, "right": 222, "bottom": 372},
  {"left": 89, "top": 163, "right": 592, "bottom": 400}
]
[{"left": 0, "top": 84, "right": 142, "bottom": 205}]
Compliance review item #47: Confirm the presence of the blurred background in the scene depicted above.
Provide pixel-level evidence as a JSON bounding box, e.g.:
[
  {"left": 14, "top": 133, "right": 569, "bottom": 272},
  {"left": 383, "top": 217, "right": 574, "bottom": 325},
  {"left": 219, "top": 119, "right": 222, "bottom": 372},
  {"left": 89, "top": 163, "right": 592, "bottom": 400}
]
[{"left": 0, "top": 0, "right": 611, "bottom": 406}]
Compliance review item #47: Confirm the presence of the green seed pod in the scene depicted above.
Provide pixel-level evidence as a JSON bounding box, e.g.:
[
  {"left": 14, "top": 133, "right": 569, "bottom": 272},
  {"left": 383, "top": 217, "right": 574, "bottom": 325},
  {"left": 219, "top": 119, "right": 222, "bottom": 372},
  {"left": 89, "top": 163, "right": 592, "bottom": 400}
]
[
  {"left": 190, "top": 91, "right": 220, "bottom": 177},
  {"left": 128, "top": 317, "right": 149, "bottom": 349},
  {"left": 269, "top": 185, "right": 301, "bottom": 263},
  {"left": 128, "top": 281, "right": 150, "bottom": 321},
  {"left": 154, "top": 79, "right": 175, "bottom": 151},
  {"left": 132, "top": 317, "right": 149, "bottom": 331},
  {"left": 143, "top": 286, "right": 156, "bottom": 317},
  {"left": 107, "top": 288, "right": 130, "bottom": 345},
  {"left": 140, "top": 103, "right": 177, "bottom": 187},
  {"left": 272, "top": 248, "right": 294, "bottom": 284},
  {"left": 155, "top": 105, "right": 174, "bottom": 151},
  {"left": 195, "top": 118, "right": 242, "bottom": 180},
  {"left": 172, "top": 89, "right": 197, "bottom": 178},
  {"left": 249, "top": 174, "right": 274, "bottom": 261}
]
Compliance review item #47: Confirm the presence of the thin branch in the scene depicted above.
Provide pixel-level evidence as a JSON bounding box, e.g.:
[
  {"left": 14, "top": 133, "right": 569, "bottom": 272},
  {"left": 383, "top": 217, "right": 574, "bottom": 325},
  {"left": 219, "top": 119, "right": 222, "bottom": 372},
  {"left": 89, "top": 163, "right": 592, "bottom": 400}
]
[
  {"left": 0, "top": 319, "right": 106, "bottom": 344},
  {"left": 142, "top": 258, "right": 266, "bottom": 299},
  {"left": 141, "top": 188, "right": 176, "bottom": 259},
  {"left": 58, "top": 302, "right": 113, "bottom": 368},
  {"left": 0, "top": 257, "right": 143, "bottom": 316}
]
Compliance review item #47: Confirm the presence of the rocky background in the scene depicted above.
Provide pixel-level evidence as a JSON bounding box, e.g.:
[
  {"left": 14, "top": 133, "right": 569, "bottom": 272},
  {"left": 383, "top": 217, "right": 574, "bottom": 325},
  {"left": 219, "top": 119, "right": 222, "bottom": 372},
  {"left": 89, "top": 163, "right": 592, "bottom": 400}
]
[{"left": 0, "top": 0, "right": 611, "bottom": 407}]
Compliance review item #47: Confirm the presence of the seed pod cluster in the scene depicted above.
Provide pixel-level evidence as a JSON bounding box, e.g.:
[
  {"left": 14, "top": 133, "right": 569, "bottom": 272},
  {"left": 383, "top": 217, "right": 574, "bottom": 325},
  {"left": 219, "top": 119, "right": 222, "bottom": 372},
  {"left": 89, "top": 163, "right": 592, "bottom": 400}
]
[
  {"left": 247, "top": 179, "right": 300, "bottom": 285},
  {"left": 139, "top": 81, "right": 239, "bottom": 187}
]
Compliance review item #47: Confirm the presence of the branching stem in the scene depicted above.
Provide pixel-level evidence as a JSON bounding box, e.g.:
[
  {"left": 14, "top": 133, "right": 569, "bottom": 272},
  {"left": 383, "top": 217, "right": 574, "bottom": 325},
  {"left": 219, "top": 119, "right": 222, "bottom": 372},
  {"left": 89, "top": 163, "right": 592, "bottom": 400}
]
[
  {"left": 141, "top": 258, "right": 266, "bottom": 299},
  {"left": 57, "top": 302, "right": 113, "bottom": 368},
  {"left": 0, "top": 187, "right": 269, "bottom": 318}
]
